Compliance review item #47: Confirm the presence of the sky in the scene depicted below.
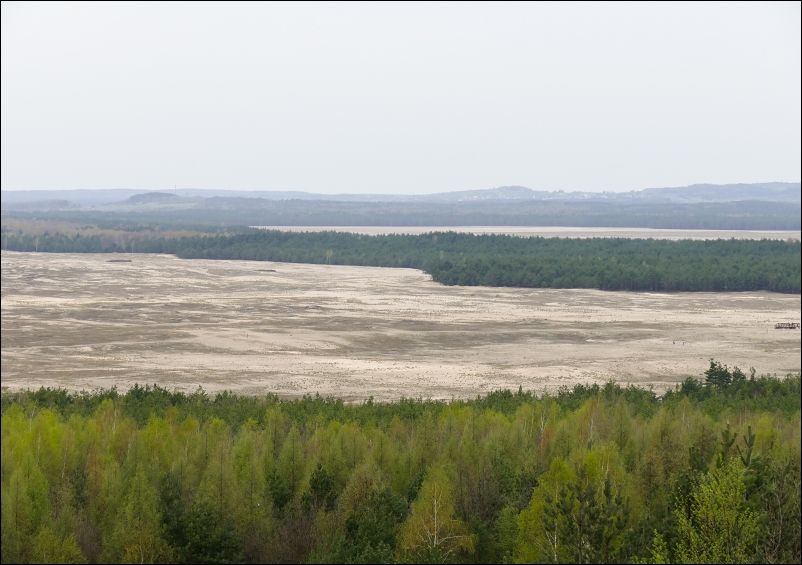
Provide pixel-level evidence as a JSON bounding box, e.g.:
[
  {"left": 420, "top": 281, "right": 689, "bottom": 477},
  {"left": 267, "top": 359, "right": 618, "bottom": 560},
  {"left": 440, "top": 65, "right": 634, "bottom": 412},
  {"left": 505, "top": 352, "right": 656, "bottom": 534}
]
[{"left": 1, "top": 1, "right": 800, "bottom": 194}]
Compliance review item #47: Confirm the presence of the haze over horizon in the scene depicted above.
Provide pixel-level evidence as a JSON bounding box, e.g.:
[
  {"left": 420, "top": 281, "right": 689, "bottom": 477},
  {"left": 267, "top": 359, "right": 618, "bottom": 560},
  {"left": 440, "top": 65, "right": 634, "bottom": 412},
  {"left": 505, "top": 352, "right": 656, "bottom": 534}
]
[
  {"left": 2, "top": 181, "right": 801, "bottom": 197},
  {"left": 2, "top": 2, "right": 801, "bottom": 194}
]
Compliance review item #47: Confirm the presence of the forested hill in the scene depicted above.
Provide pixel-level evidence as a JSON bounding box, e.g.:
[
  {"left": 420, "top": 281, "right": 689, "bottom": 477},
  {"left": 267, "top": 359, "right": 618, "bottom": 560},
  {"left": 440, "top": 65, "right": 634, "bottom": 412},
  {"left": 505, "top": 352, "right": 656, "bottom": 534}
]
[{"left": 3, "top": 229, "right": 800, "bottom": 293}]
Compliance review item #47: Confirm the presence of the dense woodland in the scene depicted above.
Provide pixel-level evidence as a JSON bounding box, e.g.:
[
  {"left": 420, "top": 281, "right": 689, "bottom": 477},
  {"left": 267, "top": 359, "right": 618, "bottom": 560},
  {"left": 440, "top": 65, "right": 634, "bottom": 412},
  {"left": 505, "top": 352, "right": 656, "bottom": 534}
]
[
  {"left": 4, "top": 197, "right": 800, "bottom": 230},
  {"left": 1, "top": 362, "right": 800, "bottom": 564},
  {"left": 3, "top": 228, "right": 800, "bottom": 293}
]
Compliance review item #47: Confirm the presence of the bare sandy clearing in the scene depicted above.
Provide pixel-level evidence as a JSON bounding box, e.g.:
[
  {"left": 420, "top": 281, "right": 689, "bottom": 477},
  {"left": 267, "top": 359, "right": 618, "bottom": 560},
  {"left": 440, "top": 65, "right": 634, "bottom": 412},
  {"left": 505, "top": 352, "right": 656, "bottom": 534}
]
[
  {"left": 1, "top": 251, "right": 800, "bottom": 400},
  {"left": 253, "top": 226, "right": 802, "bottom": 240}
]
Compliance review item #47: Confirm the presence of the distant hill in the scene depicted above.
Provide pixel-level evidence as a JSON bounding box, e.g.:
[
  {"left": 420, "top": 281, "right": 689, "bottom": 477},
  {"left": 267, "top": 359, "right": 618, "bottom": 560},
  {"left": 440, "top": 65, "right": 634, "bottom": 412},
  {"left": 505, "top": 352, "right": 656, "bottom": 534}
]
[
  {"left": 636, "top": 183, "right": 801, "bottom": 203},
  {"left": 124, "top": 192, "right": 181, "bottom": 204},
  {"left": 2, "top": 199, "right": 77, "bottom": 211},
  {"left": 1, "top": 189, "right": 143, "bottom": 207},
  {"left": 2, "top": 183, "right": 800, "bottom": 230},
  {"left": 3, "top": 182, "right": 799, "bottom": 208},
  {"left": 418, "top": 185, "right": 546, "bottom": 201},
  {"left": 418, "top": 182, "right": 802, "bottom": 204}
]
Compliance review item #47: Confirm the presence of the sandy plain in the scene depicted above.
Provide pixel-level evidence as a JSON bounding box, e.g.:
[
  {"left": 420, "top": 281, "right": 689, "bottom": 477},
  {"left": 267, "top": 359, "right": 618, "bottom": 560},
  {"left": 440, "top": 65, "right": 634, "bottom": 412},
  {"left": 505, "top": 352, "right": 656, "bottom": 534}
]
[
  {"left": 254, "top": 226, "right": 802, "bottom": 240},
  {"left": 1, "top": 251, "right": 800, "bottom": 400}
]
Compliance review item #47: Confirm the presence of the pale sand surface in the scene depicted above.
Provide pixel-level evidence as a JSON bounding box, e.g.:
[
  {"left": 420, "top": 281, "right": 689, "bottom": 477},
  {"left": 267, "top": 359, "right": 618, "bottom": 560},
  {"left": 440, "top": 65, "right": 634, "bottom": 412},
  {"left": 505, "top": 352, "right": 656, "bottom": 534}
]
[
  {"left": 2, "top": 252, "right": 799, "bottom": 400},
  {"left": 253, "top": 226, "right": 802, "bottom": 240}
]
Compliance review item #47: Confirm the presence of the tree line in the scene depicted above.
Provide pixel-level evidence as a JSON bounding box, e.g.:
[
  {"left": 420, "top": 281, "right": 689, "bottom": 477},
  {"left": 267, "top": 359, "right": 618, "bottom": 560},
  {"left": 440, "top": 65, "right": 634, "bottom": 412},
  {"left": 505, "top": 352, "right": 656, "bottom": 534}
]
[
  {"left": 2, "top": 363, "right": 800, "bottom": 564},
  {"left": 4, "top": 197, "right": 800, "bottom": 229},
  {"left": 3, "top": 228, "right": 800, "bottom": 293}
]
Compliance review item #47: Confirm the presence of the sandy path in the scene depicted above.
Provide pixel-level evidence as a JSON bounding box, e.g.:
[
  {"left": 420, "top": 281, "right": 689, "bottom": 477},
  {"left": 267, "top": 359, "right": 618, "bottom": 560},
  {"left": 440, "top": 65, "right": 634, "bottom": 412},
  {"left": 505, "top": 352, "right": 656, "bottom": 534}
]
[{"left": 2, "top": 251, "right": 799, "bottom": 400}]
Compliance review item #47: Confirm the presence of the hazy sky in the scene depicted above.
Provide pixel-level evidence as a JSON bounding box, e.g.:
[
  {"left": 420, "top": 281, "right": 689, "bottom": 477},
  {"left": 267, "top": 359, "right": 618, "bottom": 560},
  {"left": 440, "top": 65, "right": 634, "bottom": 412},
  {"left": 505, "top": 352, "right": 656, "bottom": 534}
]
[{"left": 1, "top": 1, "right": 800, "bottom": 194}]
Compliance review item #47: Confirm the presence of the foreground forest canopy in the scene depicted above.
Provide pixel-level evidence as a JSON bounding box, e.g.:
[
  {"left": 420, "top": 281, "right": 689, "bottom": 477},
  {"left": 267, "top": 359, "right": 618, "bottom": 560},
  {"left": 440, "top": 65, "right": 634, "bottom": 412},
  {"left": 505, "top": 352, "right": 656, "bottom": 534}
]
[
  {"left": 3, "top": 227, "right": 800, "bottom": 292},
  {"left": 2, "top": 363, "right": 800, "bottom": 564}
]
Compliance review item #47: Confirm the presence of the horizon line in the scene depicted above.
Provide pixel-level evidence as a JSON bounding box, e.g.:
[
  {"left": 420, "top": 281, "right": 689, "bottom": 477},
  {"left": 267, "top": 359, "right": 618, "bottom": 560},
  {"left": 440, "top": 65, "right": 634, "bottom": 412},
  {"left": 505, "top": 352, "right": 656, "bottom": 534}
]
[{"left": 2, "top": 180, "right": 800, "bottom": 196}]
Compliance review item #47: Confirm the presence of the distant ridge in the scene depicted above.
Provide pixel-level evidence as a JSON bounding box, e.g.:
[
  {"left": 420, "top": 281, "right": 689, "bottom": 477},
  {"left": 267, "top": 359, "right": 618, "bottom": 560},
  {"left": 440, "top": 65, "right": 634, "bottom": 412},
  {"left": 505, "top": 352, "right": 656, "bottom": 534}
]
[
  {"left": 124, "top": 192, "right": 180, "bottom": 204},
  {"left": 636, "top": 182, "right": 800, "bottom": 203},
  {"left": 2, "top": 182, "right": 800, "bottom": 208}
]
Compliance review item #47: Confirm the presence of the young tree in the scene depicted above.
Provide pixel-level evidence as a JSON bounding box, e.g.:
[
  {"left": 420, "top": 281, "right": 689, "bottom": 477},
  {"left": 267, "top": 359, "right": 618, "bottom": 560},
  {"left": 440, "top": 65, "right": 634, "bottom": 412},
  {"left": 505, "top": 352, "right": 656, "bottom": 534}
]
[
  {"left": 31, "top": 526, "right": 87, "bottom": 564},
  {"left": 1, "top": 454, "right": 51, "bottom": 563},
  {"left": 516, "top": 457, "right": 575, "bottom": 563},
  {"left": 674, "top": 458, "right": 759, "bottom": 563},
  {"left": 103, "top": 465, "right": 172, "bottom": 563},
  {"left": 277, "top": 424, "right": 305, "bottom": 505},
  {"left": 397, "top": 466, "right": 476, "bottom": 563},
  {"left": 302, "top": 463, "right": 337, "bottom": 512}
]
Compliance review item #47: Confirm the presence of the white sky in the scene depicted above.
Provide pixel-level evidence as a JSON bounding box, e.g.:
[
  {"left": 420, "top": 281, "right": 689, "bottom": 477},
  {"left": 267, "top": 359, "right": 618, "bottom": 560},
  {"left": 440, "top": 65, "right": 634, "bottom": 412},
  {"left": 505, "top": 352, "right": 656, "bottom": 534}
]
[{"left": 1, "top": 1, "right": 800, "bottom": 194}]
